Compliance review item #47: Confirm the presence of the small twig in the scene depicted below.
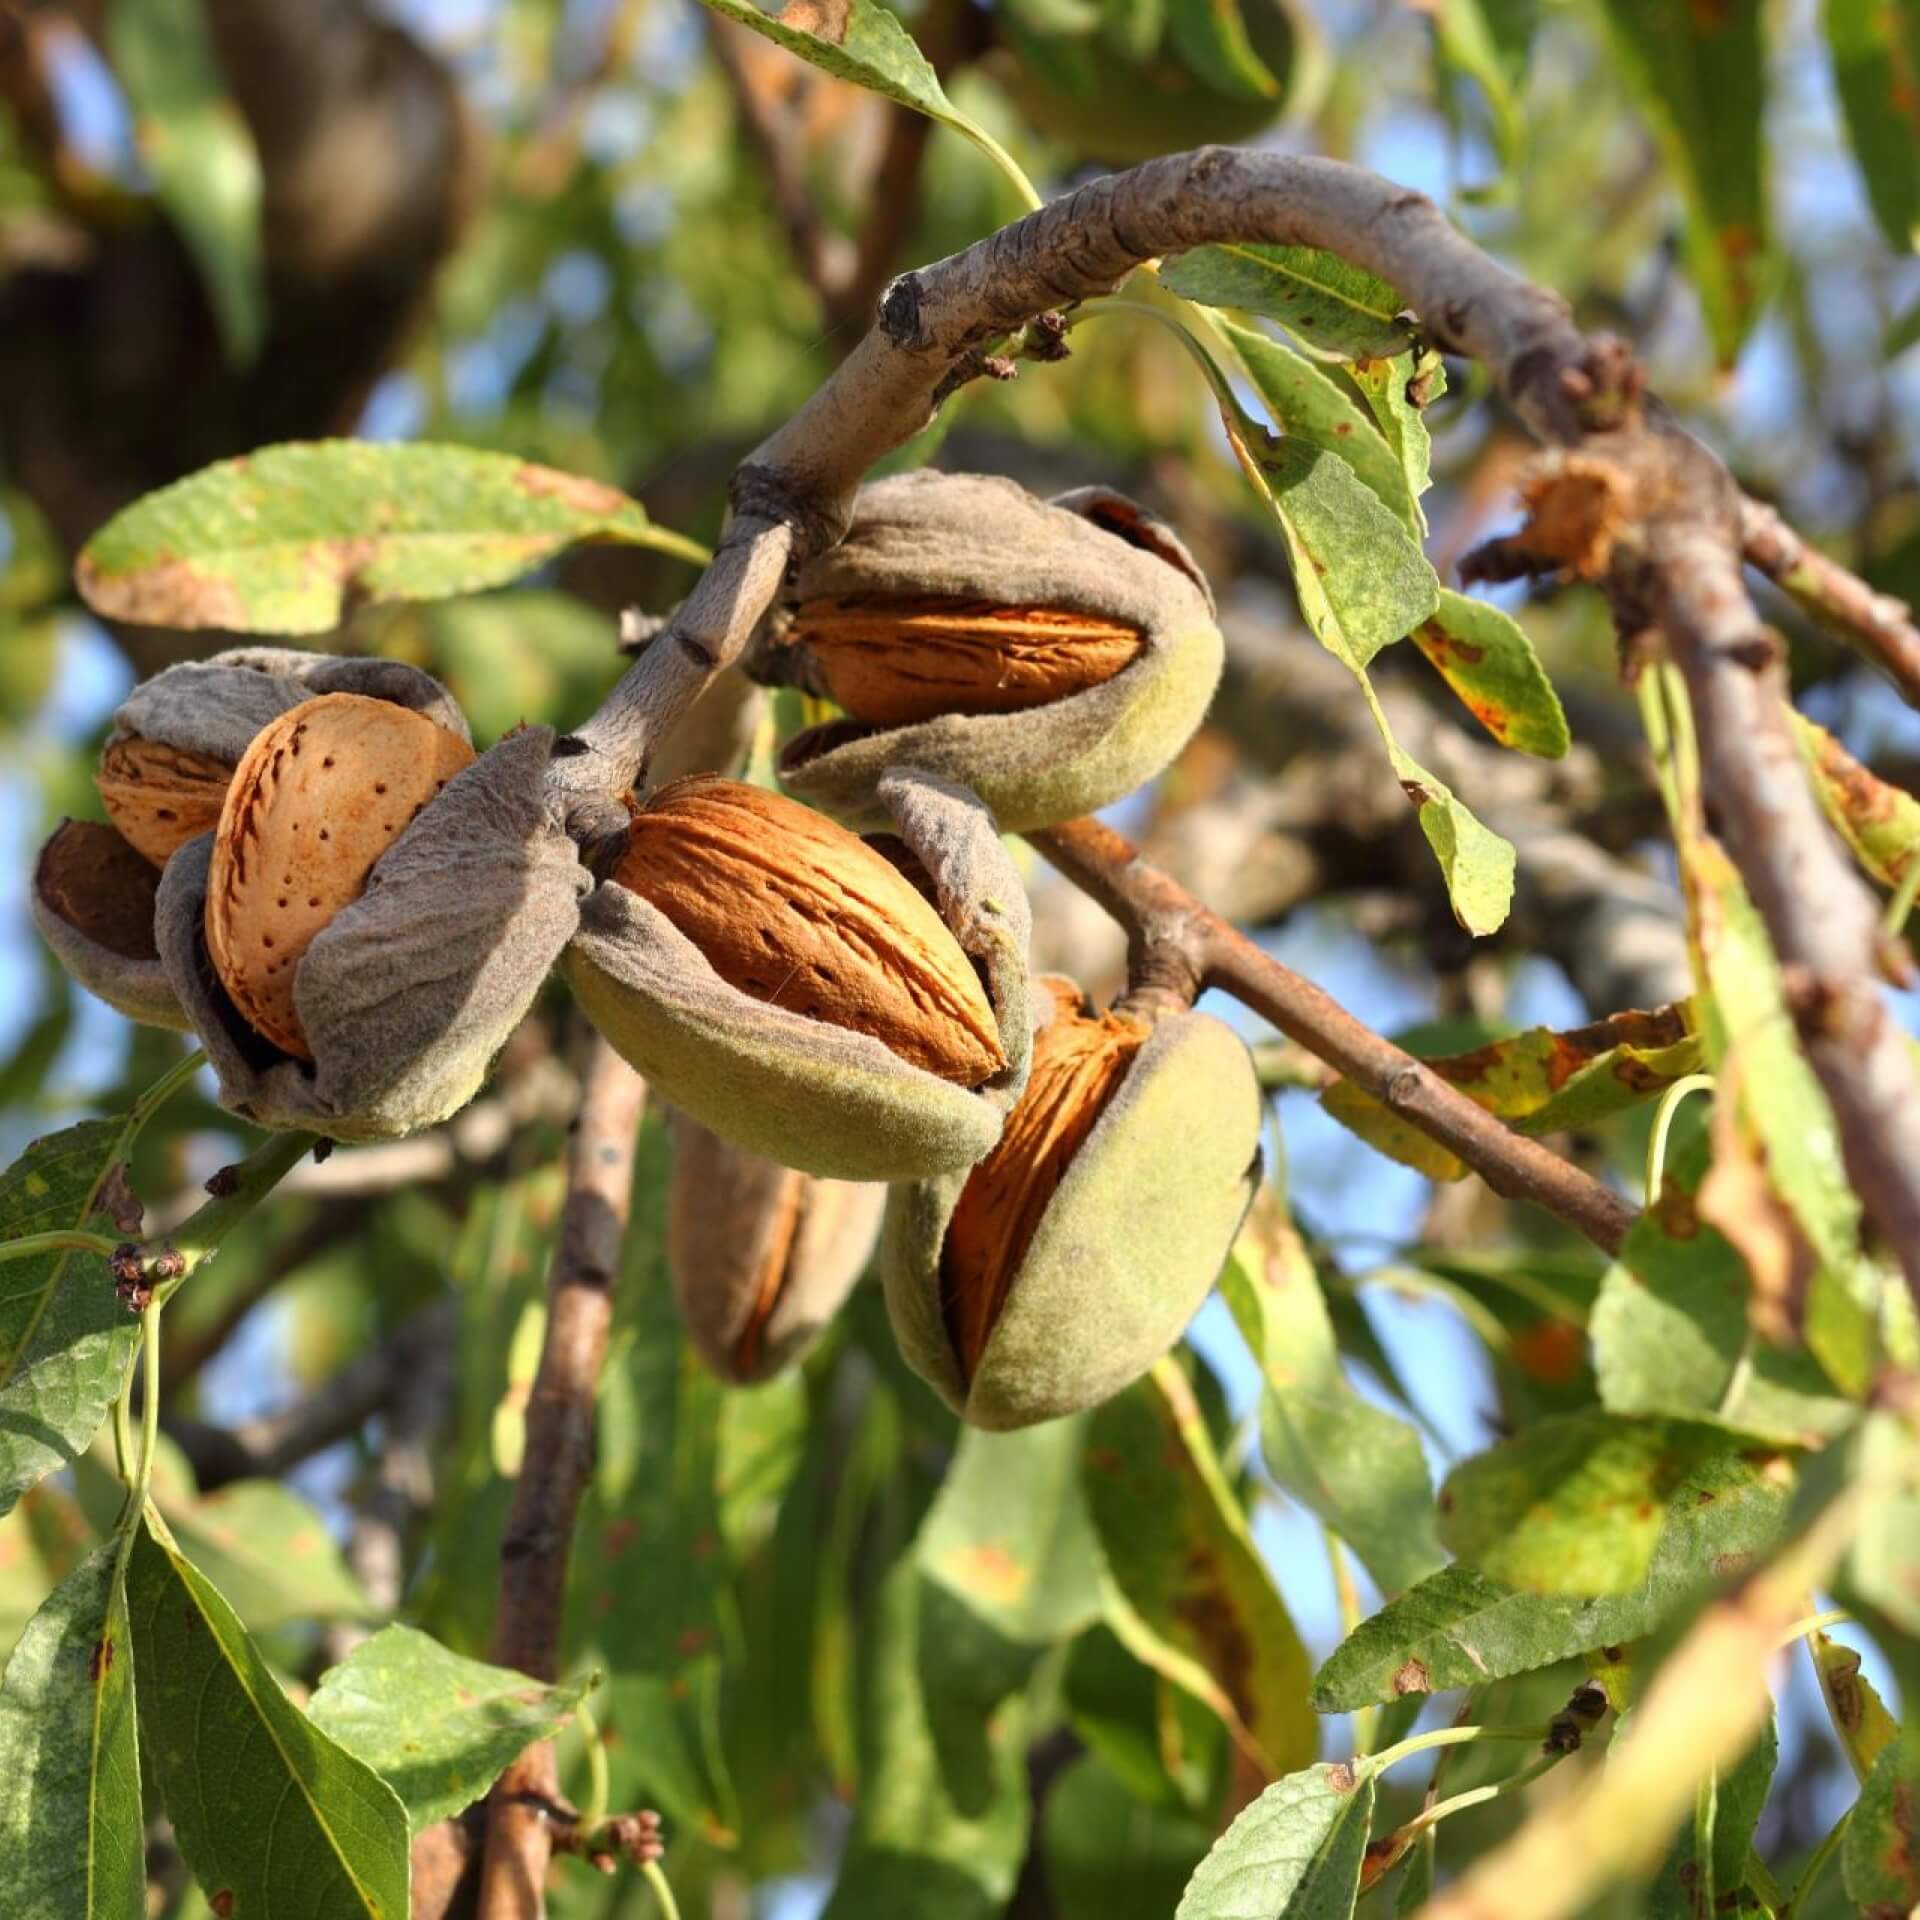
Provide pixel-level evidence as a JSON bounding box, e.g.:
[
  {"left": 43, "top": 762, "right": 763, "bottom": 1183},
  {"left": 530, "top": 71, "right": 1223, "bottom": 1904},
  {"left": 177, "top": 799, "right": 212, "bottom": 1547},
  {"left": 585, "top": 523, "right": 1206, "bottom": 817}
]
[
  {"left": 1739, "top": 495, "right": 1920, "bottom": 706},
  {"left": 1032, "top": 817, "right": 1638, "bottom": 1254},
  {"left": 476, "top": 1035, "right": 648, "bottom": 1920}
]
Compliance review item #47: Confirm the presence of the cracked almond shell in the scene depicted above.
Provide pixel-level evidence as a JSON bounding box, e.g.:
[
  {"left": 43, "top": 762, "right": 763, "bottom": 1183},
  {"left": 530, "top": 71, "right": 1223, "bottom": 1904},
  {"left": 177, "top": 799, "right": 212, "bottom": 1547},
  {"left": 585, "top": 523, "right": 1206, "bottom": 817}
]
[
  {"left": 31, "top": 819, "right": 190, "bottom": 1030},
  {"left": 754, "top": 472, "right": 1223, "bottom": 834},
  {"left": 882, "top": 985, "right": 1263, "bottom": 1430},
  {"left": 566, "top": 767, "right": 1032, "bottom": 1182}
]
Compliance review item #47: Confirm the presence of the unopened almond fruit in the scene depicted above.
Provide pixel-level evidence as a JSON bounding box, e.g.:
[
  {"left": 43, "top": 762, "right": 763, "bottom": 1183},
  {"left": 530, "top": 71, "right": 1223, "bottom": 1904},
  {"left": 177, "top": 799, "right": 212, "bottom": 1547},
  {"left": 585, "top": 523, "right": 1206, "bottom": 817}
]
[
  {"left": 205, "top": 692, "right": 476, "bottom": 1060},
  {"left": 95, "top": 735, "right": 235, "bottom": 866},
  {"left": 783, "top": 595, "right": 1144, "bottom": 729},
  {"left": 611, "top": 775, "right": 1006, "bottom": 1087}
]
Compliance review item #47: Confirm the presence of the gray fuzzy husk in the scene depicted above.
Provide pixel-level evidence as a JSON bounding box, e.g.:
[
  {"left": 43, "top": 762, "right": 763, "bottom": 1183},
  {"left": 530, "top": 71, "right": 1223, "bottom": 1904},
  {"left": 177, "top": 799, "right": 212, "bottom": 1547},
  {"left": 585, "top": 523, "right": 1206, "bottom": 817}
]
[
  {"left": 882, "top": 1007, "right": 1263, "bottom": 1431},
  {"left": 30, "top": 828, "right": 190, "bottom": 1031},
  {"left": 667, "top": 1111, "right": 884, "bottom": 1384},
  {"left": 758, "top": 472, "right": 1223, "bottom": 834},
  {"left": 111, "top": 647, "right": 470, "bottom": 765},
  {"left": 565, "top": 767, "right": 1032, "bottom": 1182},
  {"left": 154, "top": 726, "right": 586, "bottom": 1141}
]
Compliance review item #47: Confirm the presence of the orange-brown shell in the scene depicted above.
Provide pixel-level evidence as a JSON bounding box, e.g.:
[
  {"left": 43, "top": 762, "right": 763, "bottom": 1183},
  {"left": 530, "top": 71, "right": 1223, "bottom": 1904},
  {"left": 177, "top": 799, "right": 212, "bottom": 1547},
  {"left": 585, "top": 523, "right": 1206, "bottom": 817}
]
[
  {"left": 612, "top": 775, "right": 1006, "bottom": 1087},
  {"left": 941, "top": 989, "right": 1148, "bottom": 1378},
  {"left": 205, "top": 693, "right": 476, "bottom": 1060},
  {"left": 784, "top": 594, "right": 1144, "bottom": 729},
  {"left": 96, "top": 735, "right": 236, "bottom": 867}
]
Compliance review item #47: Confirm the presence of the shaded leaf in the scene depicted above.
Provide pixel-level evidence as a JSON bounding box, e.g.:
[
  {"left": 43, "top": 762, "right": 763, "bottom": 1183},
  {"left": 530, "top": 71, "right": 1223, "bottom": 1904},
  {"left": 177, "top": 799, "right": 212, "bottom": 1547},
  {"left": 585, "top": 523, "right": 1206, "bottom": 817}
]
[
  {"left": 0, "top": 1541, "right": 143, "bottom": 1920},
  {"left": 1167, "top": 0, "right": 1280, "bottom": 98},
  {"left": 1842, "top": 1735, "right": 1920, "bottom": 1913},
  {"left": 1825, "top": 0, "right": 1920, "bottom": 251},
  {"left": 1794, "top": 709, "right": 1920, "bottom": 890},
  {"left": 1087, "top": 1368, "right": 1316, "bottom": 1779},
  {"left": 1313, "top": 1449, "right": 1791, "bottom": 1709},
  {"left": 1432, "top": 0, "right": 1526, "bottom": 165},
  {"left": 127, "top": 1513, "right": 410, "bottom": 1918},
  {"left": 1176, "top": 1762, "right": 1376, "bottom": 1919},
  {"left": 1413, "top": 590, "right": 1571, "bottom": 759},
  {"left": 164, "top": 1479, "right": 371, "bottom": 1631},
  {"left": 0, "top": 1486, "right": 92, "bottom": 1668},
  {"left": 1648, "top": 1716, "right": 1777, "bottom": 1918},
  {"left": 108, "top": 0, "right": 265, "bottom": 363},
  {"left": 1161, "top": 245, "right": 1413, "bottom": 359},
  {"left": 1437, "top": 1411, "right": 1739, "bottom": 1595},
  {"left": 1045, "top": 1755, "right": 1213, "bottom": 1920},
  {"left": 1847, "top": 1408, "right": 1920, "bottom": 1637},
  {"left": 1323, "top": 1002, "right": 1700, "bottom": 1179},
  {"left": 0, "top": 1122, "right": 143, "bottom": 1519},
  {"left": 309, "top": 1625, "right": 591, "bottom": 1832},
  {"left": 77, "top": 440, "right": 705, "bottom": 633},
  {"left": 1590, "top": 0, "right": 1768, "bottom": 362},
  {"left": 1221, "top": 1193, "right": 1442, "bottom": 1596}
]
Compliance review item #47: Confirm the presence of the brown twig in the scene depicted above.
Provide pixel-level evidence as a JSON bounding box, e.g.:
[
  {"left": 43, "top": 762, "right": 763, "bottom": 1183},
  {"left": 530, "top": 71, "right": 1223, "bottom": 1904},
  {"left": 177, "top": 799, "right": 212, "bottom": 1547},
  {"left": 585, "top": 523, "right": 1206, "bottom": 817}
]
[
  {"left": 1739, "top": 494, "right": 1920, "bottom": 705},
  {"left": 476, "top": 1035, "right": 647, "bottom": 1920},
  {"left": 1032, "top": 817, "right": 1638, "bottom": 1255}
]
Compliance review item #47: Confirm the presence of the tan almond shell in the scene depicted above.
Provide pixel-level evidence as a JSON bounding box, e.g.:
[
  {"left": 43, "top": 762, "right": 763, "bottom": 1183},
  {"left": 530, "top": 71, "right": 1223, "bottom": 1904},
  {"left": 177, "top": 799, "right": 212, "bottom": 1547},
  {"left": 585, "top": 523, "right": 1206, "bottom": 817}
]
[
  {"left": 31, "top": 820, "right": 191, "bottom": 1031},
  {"left": 96, "top": 737, "right": 236, "bottom": 867},
  {"left": 205, "top": 694, "right": 478, "bottom": 1060},
  {"left": 566, "top": 766, "right": 1032, "bottom": 1182},
  {"left": 155, "top": 723, "right": 589, "bottom": 1142},
  {"left": 611, "top": 777, "right": 1005, "bottom": 1087},
  {"left": 667, "top": 1111, "right": 884, "bottom": 1384},
  {"left": 883, "top": 1000, "right": 1263, "bottom": 1431},
  {"left": 756, "top": 473, "right": 1223, "bottom": 834}
]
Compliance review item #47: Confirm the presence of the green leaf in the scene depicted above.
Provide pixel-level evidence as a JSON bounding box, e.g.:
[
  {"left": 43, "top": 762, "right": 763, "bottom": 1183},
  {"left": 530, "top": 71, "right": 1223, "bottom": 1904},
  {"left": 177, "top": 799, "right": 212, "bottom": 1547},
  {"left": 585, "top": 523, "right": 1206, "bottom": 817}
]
[
  {"left": 1087, "top": 1368, "right": 1316, "bottom": 1779},
  {"left": 916, "top": 1419, "right": 1105, "bottom": 1647},
  {"left": 308, "top": 1625, "right": 591, "bottom": 1832},
  {"left": 1166, "top": 0, "right": 1279, "bottom": 100},
  {"left": 0, "top": 1542, "right": 143, "bottom": 1920},
  {"left": 1889, "top": 295, "right": 1920, "bottom": 359},
  {"left": 1221, "top": 1197, "right": 1442, "bottom": 1596},
  {"left": 0, "top": 1487, "right": 92, "bottom": 1668},
  {"left": 108, "top": 0, "right": 265, "bottom": 364},
  {"left": 1847, "top": 1408, "right": 1920, "bottom": 1637},
  {"left": 1413, "top": 590, "right": 1571, "bottom": 758},
  {"left": 1348, "top": 351, "right": 1443, "bottom": 537},
  {"left": 1808, "top": 1627, "right": 1898, "bottom": 1781},
  {"left": 691, "top": 0, "right": 1038, "bottom": 205},
  {"left": 1216, "top": 318, "right": 1420, "bottom": 537},
  {"left": 1176, "top": 1762, "right": 1376, "bottom": 1920},
  {"left": 1313, "top": 1449, "right": 1791, "bottom": 1709},
  {"left": 0, "top": 1122, "right": 143, "bottom": 1519},
  {"left": 1793, "top": 709, "right": 1920, "bottom": 891},
  {"left": 161, "top": 1478, "right": 372, "bottom": 1631},
  {"left": 1160, "top": 245, "right": 1414, "bottom": 359},
  {"left": 1432, "top": 0, "right": 1526, "bottom": 166},
  {"left": 1323, "top": 1002, "right": 1701, "bottom": 1179},
  {"left": 127, "top": 1512, "right": 410, "bottom": 1918},
  {"left": 1588, "top": 0, "right": 1768, "bottom": 363},
  {"left": 1437, "top": 1412, "right": 1737, "bottom": 1594},
  {"left": 1825, "top": 0, "right": 1920, "bottom": 251},
  {"left": 76, "top": 440, "right": 707, "bottom": 634},
  {"left": 1842, "top": 1735, "right": 1920, "bottom": 1912},
  {"left": 1647, "top": 1717, "right": 1777, "bottom": 1917},
  {"left": 1045, "top": 1755, "right": 1214, "bottom": 1920}
]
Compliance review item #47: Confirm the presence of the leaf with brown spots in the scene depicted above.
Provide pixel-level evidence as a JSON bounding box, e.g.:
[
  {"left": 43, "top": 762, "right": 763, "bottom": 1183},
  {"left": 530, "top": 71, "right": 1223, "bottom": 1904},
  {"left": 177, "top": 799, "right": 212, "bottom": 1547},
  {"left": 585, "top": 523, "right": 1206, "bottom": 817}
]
[
  {"left": 1809, "top": 1626, "right": 1898, "bottom": 1782},
  {"left": 1827, "top": 0, "right": 1920, "bottom": 252},
  {"left": 1413, "top": 590, "right": 1571, "bottom": 760},
  {"left": 1085, "top": 1368, "right": 1315, "bottom": 1781},
  {"left": 1844, "top": 1736, "right": 1920, "bottom": 1913},
  {"left": 1793, "top": 710, "right": 1920, "bottom": 892},
  {"left": 77, "top": 441, "right": 707, "bottom": 635},
  {"left": 1175, "top": 1760, "right": 1377, "bottom": 1919}
]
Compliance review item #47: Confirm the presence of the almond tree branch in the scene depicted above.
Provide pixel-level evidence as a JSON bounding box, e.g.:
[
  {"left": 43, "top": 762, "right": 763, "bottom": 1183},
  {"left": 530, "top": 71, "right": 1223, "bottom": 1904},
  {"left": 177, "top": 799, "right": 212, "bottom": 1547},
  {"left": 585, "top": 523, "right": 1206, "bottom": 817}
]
[
  {"left": 477, "top": 1034, "right": 647, "bottom": 1920},
  {"left": 1032, "top": 816, "right": 1638, "bottom": 1255}
]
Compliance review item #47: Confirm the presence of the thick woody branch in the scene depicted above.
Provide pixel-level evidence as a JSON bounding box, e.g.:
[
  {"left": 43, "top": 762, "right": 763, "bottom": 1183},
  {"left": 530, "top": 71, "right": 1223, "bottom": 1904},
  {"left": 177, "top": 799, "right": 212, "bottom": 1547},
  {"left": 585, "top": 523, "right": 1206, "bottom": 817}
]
[
  {"left": 1739, "top": 495, "right": 1920, "bottom": 705},
  {"left": 477, "top": 1036, "right": 647, "bottom": 1920},
  {"left": 1032, "top": 817, "right": 1637, "bottom": 1255}
]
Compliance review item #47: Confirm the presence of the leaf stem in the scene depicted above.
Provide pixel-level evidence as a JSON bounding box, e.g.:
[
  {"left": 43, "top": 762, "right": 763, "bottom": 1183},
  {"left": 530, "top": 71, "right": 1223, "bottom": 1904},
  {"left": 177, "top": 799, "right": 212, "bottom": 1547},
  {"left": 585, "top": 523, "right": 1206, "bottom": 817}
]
[
  {"left": 1369, "top": 1722, "right": 1551, "bottom": 1774},
  {"left": 1644, "top": 1073, "right": 1715, "bottom": 1205},
  {"left": 574, "top": 1699, "right": 611, "bottom": 1834},
  {"left": 1325, "top": 1529, "right": 1378, "bottom": 1757},
  {"left": 1778, "top": 1807, "right": 1850, "bottom": 1920},
  {"left": 1884, "top": 854, "right": 1920, "bottom": 938},
  {"left": 149, "top": 1128, "right": 320, "bottom": 1310},
  {"left": 1411, "top": 1750, "right": 1564, "bottom": 1838},
  {"left": 134, "top": 1301, "right": 162, "bottom": 1508},
  {"left": 642, "top": 1861, "right": 683, "bottom": 1920}
]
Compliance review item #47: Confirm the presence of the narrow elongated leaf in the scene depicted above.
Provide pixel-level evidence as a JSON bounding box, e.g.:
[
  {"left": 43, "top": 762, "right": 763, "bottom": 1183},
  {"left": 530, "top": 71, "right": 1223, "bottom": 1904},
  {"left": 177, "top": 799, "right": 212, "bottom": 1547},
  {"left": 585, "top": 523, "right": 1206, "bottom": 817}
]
[
  {"left": 1589, "top": 0, "right": 1768, "bottom": 362},
  {"left": 108, "top": 0, "right": 265, "bottom": 363},
  {"left": 1413, "top": 591, "right": 1571, "bottom": 758},
  {"left": 1349, "top": 351, "right": 1442, "bottom": 535},
  {"left": 309, "top": 1626, "right": 591, "bottom": 1831},
  {"left": 1222, "top": 1194, "right": 1441, "bottom": 1596},
  {"left": 1843, "top": 1736, "right": 1920, "bottom": 1912},
  {"left": 1847, "top": 1408, "right": 1920, "bottom": 1636},
  {"left": 1826, "top": 0, "right": 1920, "bottom": 250},
  {"left": 127, "top": 1514, "right": 410, "bottom": 1919},
  {"left": 1808, "top": 1627, "right": 1898, "bottom": 1781},
  {"left": 1160, "top": 245, "right": 1413, "bottom": 359},
  {"left": 0, "top": 1542, "right": 143, "bottom": 1920},
  {"left": 1437, "top": 1412, "right": 1736, "bottom": 1594},
  {"left": 1324, "top": 1002, "right": 1699, "bottom": 1179},
  {"left": 77, "top": 440, "right": 705, "bottom": 633},
  {"left": 1087, "top": 1369, "right": 1315, "bottom": 1779},
  {"left": 1313, "top": 1450, "right": 1790, "bottom": 1709},
  {"left": 1176, "top": 1763, "right": 1376, "bottom": 1920},
  {"left": 1166, "top": 0, "right": 1279, "bottom": 98},
  {"left": 1648, "top": 1717, "right": 1777, "bottom": 1917},
  {"left": 1794, "top": 710, "right": 1920, "bottom": 890},
  {"left": 0, "top": 1122, "right": 143, "bottom": 1519}
]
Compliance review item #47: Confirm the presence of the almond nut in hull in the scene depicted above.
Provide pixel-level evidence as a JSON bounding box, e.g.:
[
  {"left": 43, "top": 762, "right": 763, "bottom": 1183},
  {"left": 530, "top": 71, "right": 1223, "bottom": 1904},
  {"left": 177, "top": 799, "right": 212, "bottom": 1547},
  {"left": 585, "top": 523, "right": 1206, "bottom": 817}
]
[
  {"left": 31, "top": 819, "right": 190, "bottom": 1031},
  {"left": 96, "top": 736, "right": 235, "bottom": 867}
]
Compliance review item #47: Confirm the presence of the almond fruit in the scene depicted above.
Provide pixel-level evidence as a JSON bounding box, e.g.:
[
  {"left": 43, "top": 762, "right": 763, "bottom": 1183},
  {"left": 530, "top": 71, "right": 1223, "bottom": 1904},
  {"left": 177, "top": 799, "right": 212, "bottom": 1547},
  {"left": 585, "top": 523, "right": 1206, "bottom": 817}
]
[
  {"left": 36, "top": 819, "right": 163, "bottom": 960},
  {"left": 205, "top": 692, "right": 476, "bottom": 1061},
  {"left": 941, "top": 982, "right": 1147, "bottom": 1377},
  {"left": 96, "top": 735, "right": 235, "bottom": 866},
  {"left": 612, "top": 775, "right": 1006, "bottom": 1087},
  {"left": 783, "top": 594, "right": 1144, "bottom": 728}
]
